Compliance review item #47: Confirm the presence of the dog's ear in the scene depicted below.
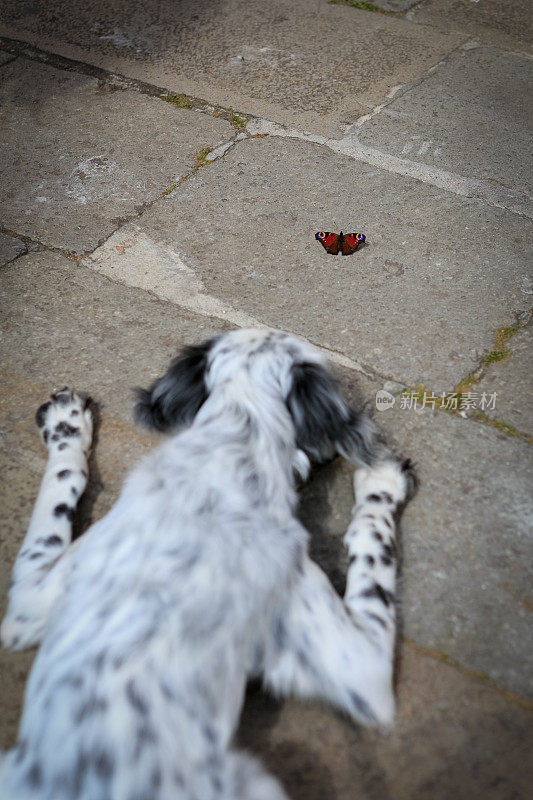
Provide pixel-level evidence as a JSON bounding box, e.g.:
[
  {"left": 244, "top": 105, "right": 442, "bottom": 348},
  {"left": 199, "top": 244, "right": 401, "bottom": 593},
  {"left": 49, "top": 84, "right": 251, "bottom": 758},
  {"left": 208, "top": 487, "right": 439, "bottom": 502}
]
[
  {"left": 135, "top": 340, "right": 213, "bottom": 432},
  {"left": 286, "top": 362, "right": 377, "bottom": 465}
]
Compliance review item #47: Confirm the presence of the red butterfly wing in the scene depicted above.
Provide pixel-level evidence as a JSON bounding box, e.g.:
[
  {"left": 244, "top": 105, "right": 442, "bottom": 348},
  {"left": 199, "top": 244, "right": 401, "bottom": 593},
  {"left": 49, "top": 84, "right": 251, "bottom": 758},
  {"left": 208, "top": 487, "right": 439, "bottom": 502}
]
[
  {"left": 315, "top": 231, "right": 340, "bottom": 255},
  {"left": 341, "top": 233, "right": 366, "bottom": 256}
]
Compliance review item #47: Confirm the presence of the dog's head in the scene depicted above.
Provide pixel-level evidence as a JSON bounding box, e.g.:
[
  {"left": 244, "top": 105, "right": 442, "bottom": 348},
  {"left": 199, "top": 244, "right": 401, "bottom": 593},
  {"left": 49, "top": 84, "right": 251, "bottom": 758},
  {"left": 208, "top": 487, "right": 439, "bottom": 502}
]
[{"left": 135, "top": 329, "right": 377, "bottom": 466}]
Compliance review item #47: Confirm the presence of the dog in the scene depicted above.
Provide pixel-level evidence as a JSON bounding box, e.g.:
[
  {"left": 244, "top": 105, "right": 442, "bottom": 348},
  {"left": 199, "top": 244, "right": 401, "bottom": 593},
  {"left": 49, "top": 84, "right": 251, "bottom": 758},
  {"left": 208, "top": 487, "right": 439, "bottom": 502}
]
[{"left": 0, "top": 328, "right": 414, "bottom": 800}]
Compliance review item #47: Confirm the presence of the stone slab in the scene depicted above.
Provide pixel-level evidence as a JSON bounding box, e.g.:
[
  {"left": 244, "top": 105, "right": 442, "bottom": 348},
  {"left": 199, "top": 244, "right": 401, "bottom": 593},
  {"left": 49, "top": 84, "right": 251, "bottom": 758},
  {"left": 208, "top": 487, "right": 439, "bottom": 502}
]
[
  {"left": 83, "top": 136, "right": 532, "bottom": 392},
  {"left": 475, "top": 324, "right": 533, "bottom": 436},
  {"left": 373, "top": 404, "right": 533, "bottom": 695},
  {"left": 0, "top": 232, "right": 26, "bottom": 266},
  {"left": 410, "top": 0, "right": 533, "bottom": 51},
  {"left": 239, "top": 645, "right": 533, "bottom": 800},
  {"left": 374, "top": 0, "right": 419, "bottom": 11},
  {"left": 0, "top": 0, "right": 464, "bottom": 138},
  {"left": 358, "top": 46, "right": 533, "bottom": 199},
  {"left": 0, "top": 58, "right": 233, "bottom": 253},
  {"left": 0, "top": 50, "right": 15, "bottom": 66}
]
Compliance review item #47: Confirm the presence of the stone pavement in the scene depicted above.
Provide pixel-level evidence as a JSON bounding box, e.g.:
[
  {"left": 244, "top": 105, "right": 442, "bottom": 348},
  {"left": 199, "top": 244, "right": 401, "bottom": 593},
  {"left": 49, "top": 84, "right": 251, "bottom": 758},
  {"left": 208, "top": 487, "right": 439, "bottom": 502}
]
[{"left": 0, "top": 1, "right": 532, "bottom": 798}]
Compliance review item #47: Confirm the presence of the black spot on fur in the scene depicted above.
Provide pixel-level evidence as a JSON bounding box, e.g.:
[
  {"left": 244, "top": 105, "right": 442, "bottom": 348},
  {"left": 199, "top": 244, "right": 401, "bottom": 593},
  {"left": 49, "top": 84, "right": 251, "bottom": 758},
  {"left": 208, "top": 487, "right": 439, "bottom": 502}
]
[
  {"left": 74, "top": 696, "right": 108, "bottom": 723},
  {"left": 71, "top": 486, "right": 78, "bottom": 497},
  {"left": 60, "top": 675, "right": 84, "bottom": 690},
  {"left": 15, "top": 740, "right": 28, "bottom": 763},
  {"left": 372, "top": 530, "right": 383, "bottom": 542},
  {"left": 366, "top": 494, "right": 383, "bottom": 503},
  {"left": 383, "top": 516, "right": 392, "bottom": 528},
  {"left": 362, "top": 583, "right": 394, "bottom": 607},
  {"left": 349, "top": 554, "right": 357, "bottom": 565},
  {"left": 365, "top": 555, "right": 375, "bottom": 566},
  {"left": 273, "top": 616, "right": 288, "bottom": 650},
  {"left": 203, "top": 724, "right": 217, "bottom": 744},
  {"left": 73, "top": 752, "right": 89, "bottom": 795},
  {"left": 381, "top": 555, "right": 393, "bottom": 566},
  {"left": 348, "top": 690, "right": 376, "bottom": 722},
  {"left": 27, "top": 762, "right": 42, "bottom": 788},
  {"left": 29, "top": 551, "right": 44, "bottom": 560},
  {"left": 92, "top": 749, "right": 114, "bottom": 779},
  {"left": 54, "top": 421, "right": 80, "bottom": 438},
  {"left": 43, "top": 429, "right": 49, "bottom": 443},
  {"left": 151, "top": 766, "right": 162, "bottom": 789},
  {"left": 71, "top": 409, "right": 79, "bottom": 416},
  {"left": 58, "top": 442, "right": 67, "bottom": 450},
  {"left": 57, "top": 469, "right": 72, "bottom": 480},
  {"left": 365, "top": 611, "right": 387, "bottom": 629},
  {"left": 52, "top": 391, "right": 71, "bottom": 406},
  {"left": 81, "top": 469, "right": 87, "bottom": 478},
  {"left": 174, "top": 771, "right": 185, "bottom": 787},
  {"left": 54, "top": 504, "right": 75, "bottom": 522},
  {"left": 126, "top": 679, "right": 149, "bottom": 716},
  {"left": 133, "top": 723, "right": 158, "bottom": 759},
  {"left": 35, "top": 402, "right": 51, "bottom": 428},
  {"left": 44, "top": 534, "right": 63, "bottom": 546},
  {"left": 93, "top": 651, "right": 106, "bottom": 672}
]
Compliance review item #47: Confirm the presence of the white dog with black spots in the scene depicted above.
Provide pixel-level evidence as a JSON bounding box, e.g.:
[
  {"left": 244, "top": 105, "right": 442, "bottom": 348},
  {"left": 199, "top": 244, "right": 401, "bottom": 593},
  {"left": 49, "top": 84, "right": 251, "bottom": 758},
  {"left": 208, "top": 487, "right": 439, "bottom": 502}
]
[{"left": 0, "top": 328, "right": 415, "bottom": 800}]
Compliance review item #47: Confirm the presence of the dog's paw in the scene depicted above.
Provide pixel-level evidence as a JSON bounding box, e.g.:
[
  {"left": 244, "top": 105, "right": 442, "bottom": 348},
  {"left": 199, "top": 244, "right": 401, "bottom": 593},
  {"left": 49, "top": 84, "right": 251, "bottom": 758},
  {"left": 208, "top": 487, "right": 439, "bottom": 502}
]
[
  {"left": 354, "top": 457, "right": 414, "bottom": 508},
  {"left": 35, "top": 388, "right": 93, "bottom": 454},
  {"left": 1, "top": 610, "right": 43, "bottom": 651}
]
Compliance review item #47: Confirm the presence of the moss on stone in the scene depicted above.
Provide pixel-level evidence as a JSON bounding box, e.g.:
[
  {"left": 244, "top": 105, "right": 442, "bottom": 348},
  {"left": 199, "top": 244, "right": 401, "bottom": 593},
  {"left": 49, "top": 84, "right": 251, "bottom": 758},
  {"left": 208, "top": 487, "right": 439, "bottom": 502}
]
[
  {"left": 162, "top": 92, "right": 192, "bottom": 109},
  {"left": 231, "top": 113, "right": 247, "bottom": 132},
  {"left": 194, "top": 147, "right": 212, "bottom": 167},
  {"left": 330, "top": 0, "right": 389, "bottom": 13}
]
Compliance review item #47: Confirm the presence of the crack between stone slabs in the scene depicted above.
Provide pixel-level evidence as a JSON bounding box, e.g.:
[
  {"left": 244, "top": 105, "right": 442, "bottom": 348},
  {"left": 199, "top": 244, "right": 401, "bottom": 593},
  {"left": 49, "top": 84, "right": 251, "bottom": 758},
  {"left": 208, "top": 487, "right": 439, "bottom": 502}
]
[
  {"left": 399, "top": 312, "right": 533, "bottom": 443},
  {"left": 404, "top": 640, "right": 533, "bottom": 712},
  {"left": 0, "top": 226, "right": 81, "bottom": 263},
  {"left": 0, "top": 36, "right": 253, "bottom": 134},
  {"left": 0, "top": 53, "right": 18, "bottom": 68},
  {"left": 345, "top": 37, "right": 471, "bottom": 130},
  {"left": 303, "top": 13, "right": 466, "bottom": 116},
  {"left": 246, "top": 118, "right": 532, "bottom": 220},
  {"left": 403, "top": 8, "right": 533, "bottom": 59}
]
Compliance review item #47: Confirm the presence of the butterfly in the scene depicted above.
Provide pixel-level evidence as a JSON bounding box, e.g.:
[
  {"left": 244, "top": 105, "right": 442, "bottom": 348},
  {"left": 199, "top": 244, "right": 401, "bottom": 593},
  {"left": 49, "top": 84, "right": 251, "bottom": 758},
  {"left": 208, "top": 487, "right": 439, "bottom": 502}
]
[{"left": 315, "top": 231, "right": 366, "bottom": 256}]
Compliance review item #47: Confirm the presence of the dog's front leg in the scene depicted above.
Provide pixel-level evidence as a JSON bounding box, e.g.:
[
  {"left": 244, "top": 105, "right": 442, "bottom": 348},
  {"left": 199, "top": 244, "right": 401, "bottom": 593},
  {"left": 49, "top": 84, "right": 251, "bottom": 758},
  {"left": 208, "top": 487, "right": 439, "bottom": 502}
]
[
  {"left": 343, "top": 458, "right": 414, "bottom": 654},
  {"left": 263, "top": 458, "right": 414, "bottom": 728},
  {"left": 1, "top": 389, "right": 92, "bottom": 650}
]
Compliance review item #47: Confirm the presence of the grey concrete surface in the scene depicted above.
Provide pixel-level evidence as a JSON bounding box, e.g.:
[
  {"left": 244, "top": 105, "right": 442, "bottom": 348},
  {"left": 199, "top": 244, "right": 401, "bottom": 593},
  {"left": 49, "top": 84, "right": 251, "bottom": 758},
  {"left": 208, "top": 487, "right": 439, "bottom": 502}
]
[
  {"left": 0, "top": 58, "right": 233, "bottom": 253},
  {"left": 0, "top": 50, "right": 15, "bottom": 66},
  {"left": 0, "top": 232, "right": 26, "bottom": 266},
  {"left": 475, "top": 324, "right": 533, "bottom": 436},
  {"left": 411, "top": 0, "right": 533, "bottom": 50},
  {"left": 358, "top": 46, "right": 533, "bottom": 198},
  {"left": 0, "top": 0, "right": 464, "bottom": 138},
  {"left": 83, "top": 136, "right": 532, "bottom": 391},
  {"left": 1, "top": 1, "right": 532, "bottom": 796}
]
